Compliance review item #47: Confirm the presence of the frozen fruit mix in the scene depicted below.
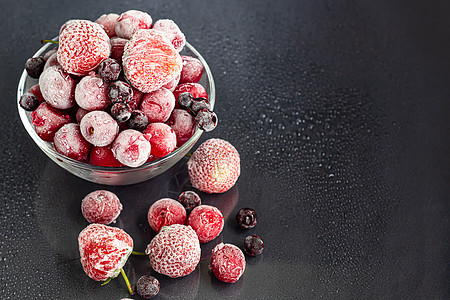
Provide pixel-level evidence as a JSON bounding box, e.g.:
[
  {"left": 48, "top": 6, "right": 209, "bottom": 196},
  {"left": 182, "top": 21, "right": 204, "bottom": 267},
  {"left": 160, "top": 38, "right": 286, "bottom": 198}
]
[{"left": 20, "top": 10, "right": 216, "bottom": 168}]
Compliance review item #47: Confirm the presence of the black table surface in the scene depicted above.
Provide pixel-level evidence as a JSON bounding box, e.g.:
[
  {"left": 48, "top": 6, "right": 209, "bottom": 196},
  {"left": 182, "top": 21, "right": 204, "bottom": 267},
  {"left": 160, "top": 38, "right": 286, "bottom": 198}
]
[{"left": 1, "top": 0, "right": 449, "bottom": 299}]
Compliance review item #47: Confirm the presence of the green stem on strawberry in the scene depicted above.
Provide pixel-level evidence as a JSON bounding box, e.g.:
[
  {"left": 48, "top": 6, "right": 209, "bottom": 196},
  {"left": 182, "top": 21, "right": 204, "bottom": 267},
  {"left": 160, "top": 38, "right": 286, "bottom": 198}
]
[
  {"left": 41, "top": 39, "right": 59, "bottom": 44},
  {"left": 131, "top": 250, "right": 147, "bottom": 256},
  {"left": 120, "top": 268, "right": 134, "bottom": 295},
  {"left": 101, "top": 278, "right": 112, "bottom": 286},
  {"left": 185, "top": 153, "right": 192, "bottom": 158}
]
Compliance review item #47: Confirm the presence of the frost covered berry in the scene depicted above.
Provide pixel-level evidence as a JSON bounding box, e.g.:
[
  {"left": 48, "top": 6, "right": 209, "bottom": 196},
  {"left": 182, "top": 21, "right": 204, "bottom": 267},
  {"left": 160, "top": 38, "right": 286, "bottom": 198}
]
[
  {"left": 97, "top": 58, "right": 121, "bottom": 82},
  {"left": 19, "top": 92, "right": 40, "bottom": 111},
  {"left": 210, "top": 243, "right": 245, "bottom": 283},
  {"left": 187, "top": 205, "right": 224, "bottom": 243},
  {"left": 236, "top": 208, "right": 258, "bottom": 229},
  {"left": 25, "top": 57, "right": 45, "bottom": 78},
  {"left": 243, "top": 235, "right": 264, "bottom": 256},
  {"left": 136, "top": 275, "right": 159, "bottom": 299},
  {"left": 81, "top": 190, "right": 123, "bottom": 225},
  {"left": 178, "top": 191, "right": 201, "bottom": 212},
  {"left": 147, "top": 198, "right": 187, "bottom": 232}
]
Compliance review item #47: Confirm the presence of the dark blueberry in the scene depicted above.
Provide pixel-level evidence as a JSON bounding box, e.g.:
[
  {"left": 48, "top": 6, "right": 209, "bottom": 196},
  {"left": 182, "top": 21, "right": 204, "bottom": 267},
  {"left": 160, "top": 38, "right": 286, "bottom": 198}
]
[
  {"left": 243, "top": 235, "right": 264, "bottom": 256},
  {"left": 108, "top": 81, "right": 133, "bottom": 104},
  {"left": 136, "top": 275, "right": 160, "bottom": 299},
  {"left": 19, "top": 92, "right": 40, "bottom": 111},
  {"left": 97, "top": 58, "right": 121, "bottom": 82},
  {"left": 25, "top": 57, "right": 45, "bottom": 78},
  {"left": 126, "top": 110, "right": 148, "bottom": 131},
  {"left": 110, "top": 102, "right": 131, "bottom": 122},
  {"left": 190, "top": 97, "right": 210, "bottom": 115},
  {"left": 195, "top": 109, "right": 217, "bottom": 132},
  {"left": 178, "top": 191, "right": 201, "bottom": 212},
  {"left": 177, "top": 92, "right": 194, "bottom": 110},
  {"left": 235, "top": 208, "right": 257, "bottom": 229}
]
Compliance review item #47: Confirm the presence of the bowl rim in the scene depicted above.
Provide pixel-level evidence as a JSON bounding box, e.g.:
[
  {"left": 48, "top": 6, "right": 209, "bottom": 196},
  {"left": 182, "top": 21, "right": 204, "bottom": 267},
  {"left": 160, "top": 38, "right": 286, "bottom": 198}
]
[{"left": 17, "top": 38, "right": 215, "bottom": 173}]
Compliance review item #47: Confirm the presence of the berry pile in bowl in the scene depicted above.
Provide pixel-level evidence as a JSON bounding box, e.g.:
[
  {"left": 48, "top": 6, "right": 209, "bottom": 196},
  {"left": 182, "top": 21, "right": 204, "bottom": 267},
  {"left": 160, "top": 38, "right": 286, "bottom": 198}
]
[{"left": 17, "top": 10, "right": 216, "bottom": 185}]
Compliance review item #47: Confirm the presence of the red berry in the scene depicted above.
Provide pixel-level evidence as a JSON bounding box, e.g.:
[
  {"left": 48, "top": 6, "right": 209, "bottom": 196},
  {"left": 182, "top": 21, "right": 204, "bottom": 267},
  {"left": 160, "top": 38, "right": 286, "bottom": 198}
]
[
  {"left": 111, "top": 129, "right": 151, "bottom": 167},
  {"left": 243, "top": 235, "right": 264, "bottom": 256},
  {"left": 187, "top": 205, "right": 224, "bottom": 243},
  {"left": 80, "top": 111, "right": 118, "bottom": 147},
  {"left": 115, "top": 10, "right": 152, "bottom": 40},
  {"left": 147, "top": 198, "right": 187, "bottom": 232},
  {"left": 152, "top": 19, "right": 186, "bottom": 52},
  {"left": 95, "top": 13, "right": 119, "bottom": 38},
  {"left": 139, "top": 87, "right": 175, "bottom": 123},
  {"left": 167, "top": 109, "right": 196, "bottom": 147},
  {"left": 180, "top": 56, "right": 203, "bottom": 84},
  {"left": 53, "top": 123, "right": 91, "bottom": 162},
  {"left": 146, "top": 224, "right": 200, "bottom": 278},
  {"left": 89, "top": 145, "right": 124, "bottom": 167},
  {"left": 28, "top": 84, "right": 45, "bottom": 103},
  {"left": 187, "top": 139, "right": 240, "bottom": 194},
  {"left": 81, "top": 190, "right": 123, "bottom": 224},
  {"left": 143, "top": 123, "right": 177, "bottom": 157},
  {"left": 78, "top": 224, "right": 133, "bottom": 282},
  {"left": 39, "top": 65, "right": 76, "bottom": 109},
  {"left": 173, "top": 83, "right": 207, "bottom": 108},
  {"left": 75, "top": 73, "right": 110, "bottom": 110},
  {"left": 110, "top": 37, "right": 128, "bottom": 65},
  {"left": 210, "top": 243, "right": 246, "bottom": 283},
  {"left": 31, "top": 102, "right": 71, "bottom": 142}
]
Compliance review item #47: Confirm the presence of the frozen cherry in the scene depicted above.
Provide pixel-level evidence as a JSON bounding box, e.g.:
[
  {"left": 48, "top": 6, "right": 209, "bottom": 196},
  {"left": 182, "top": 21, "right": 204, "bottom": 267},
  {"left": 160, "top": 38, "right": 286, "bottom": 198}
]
[
  {"left": 111, "top": 129, "right": 151, "bottom": 167},
  {"left": 187, "top": 205, "right": 224, "bottom": 243},
  {"left": 25, "top": 56, "right": 45, "bottom": 78},
  {"left": 140, "top": 87, "right": 175, "bottom": 123},
  {"left": 75, "top": 73, "right": 110, "bottom": 111},
  {"left": 53, "top": 123, "right": 91, "bottom": 162},
  {"left": 80, "top": 111, "right": 119, "bottom": 147},
  {"left": 147, "top": 198, "right": 187, "bottom": 232},
  {"left": 81, "top": 190, "right": 123, "bottom": 225},
  {"left": 180, "top": 56, "right": 203, "bottom": 84},
  {"left": 243, "top": 235, "right": 264, "bottom": 256},
  {"left": 95, "top": 13, "right": 119, "bottom": 38},
  {"left": 190, "top": 98, "right": 210, "bottom": 115},
  {"left": 31, "top": 102, "right": 71, "bottom": 142},
  {"left": 167, "top": 109, "right": 196, "bottom": 147},
  {"left": 177, "top": 92, "right": 193, "bottom": 110},
  {"left": 110, "top": 37, "right": 128, "bottom": 65},
  {"left": 178, "top": 191, "right": 201, "bottom": 212},
  {"left": 235, "top": 208, "right": 257, "bottom": 229},
  {"left": 97, "top": 58, "right": 121, "bottom": 82},
  {"left": 19, "top": 92, "right": 39, "bottom": 111},
  {"left": 39, "top": 65, "right": 76, "bottom": 110},
  {"left": 110, "top": 102, "right": 131, "bottom": 122},
  {"left": 136, "top": 275, "right": 160, "bottom": 299},
  {"left": 89, "top": 145, "right": 123, "bottom": 167},
  {"left": 128, "top": 87, "right": 144, "bottom": 110},
  {"left": 109, "top": 80, "right": 133, "bottom": 104},
  {"left": 143, "top": 123, "right": 177, "bottom": 157},
  {"left": 195, "top": 109, "right": 217, "bottom": 132},
  {"left": 126, "top": 110, "right": 148, "bottom": 131}
]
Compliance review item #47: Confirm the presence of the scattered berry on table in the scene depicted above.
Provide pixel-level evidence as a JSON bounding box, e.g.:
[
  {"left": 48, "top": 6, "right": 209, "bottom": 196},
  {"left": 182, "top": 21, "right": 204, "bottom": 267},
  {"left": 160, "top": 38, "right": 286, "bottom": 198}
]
[
  {"left": 97, "top": 58, "right": 121, "bottom": 82},
  {"left": 143, "top": 122, "right": 177, "bottom": 157},
  {"left": 19, "top": 92, "right": 40, "bottom": 111},
  {"left": 187, "top": 205, "right": 224, "bottom": 243},
  {"left": 81, "top": 190, "right": 123, "bottom": 224},
  {"left": 152, "top": 19, "right": 186, "bottom": 52},
  {"left": 111, "top": 129, "right": 151, "bottom": 167},
  {"left": 25, "top": 57, "right": 45, "bottom": 78},
  {"left": 178, "top": 191, "right": 201, "bottom": 212},
  {"left": 109, "top": 80, "right": 133, "bottom": 104},
  {"left": 53, "top": 123, "right": 91, "bottom": 162},
  {"left": 195, "top": 109, "right": 217, "bottom": 132},
  {"left": 136, "top": 275, "right": 159, "bottom": 299},
  {"left": 187, "top": 138, "right": 240, "bottom": 194},
  {"left": 190, "top": 98, "right": 210, "bottom": 115},
  {"left": 115, "top": 10, "right": 152, "bottom": 40},
  {"left": 145, "top": 224, "right": 200, "bottom": 278},
  {"left": 95, "top": 13, "right": 119, "bottom": 38},
  {"left": 78, "top": 224, "right": 133, "bottom": 281},
  {"left": 243, "top": 235, "right": 264, "bottom": 256},
  {"left": 80, "top": 110, "right": 118, "bottom": 147},
  {"left": 126, "top": 110, "right": 148, "bottom": 131},
  {"left": 75, "top": 73, "right": 110, "bottom": 111},
  {"left": 177, "top": 92, "right": 193, "bottom": 110},
  {"left": 173, "top": 83, "right": 208, "bottom": 108},
  {"left": 89, "top": 145, "right": 124, "bottom": 167},
  {"left": 147, "top": 198, "right": 187, "bottom": 232},
  {"left": 39, "top": 65, "right": 76, "bottom": 110},
  {"left": 180, "top": 56, "right": 203, "bottom": 84},
  {"left": 139, "top": 87, "right": 175, "bottom": 123},
  {"left": 167, "top": 109, "right": 196, "bottom": 147},
  {"left": 58, "top": 19, "right": 110, "bottom": 76},
  {"left": 31, "top": 102, "right": 71, "bottom": 142},
  {"left": 235, "top": 208, "right": 258, "bottom": 229},
  {"left": 110, "top": 102, "right": 132, "bottom": 123},
  {"left": 210, "top": 243, "right": 246, "bottom": 283}
]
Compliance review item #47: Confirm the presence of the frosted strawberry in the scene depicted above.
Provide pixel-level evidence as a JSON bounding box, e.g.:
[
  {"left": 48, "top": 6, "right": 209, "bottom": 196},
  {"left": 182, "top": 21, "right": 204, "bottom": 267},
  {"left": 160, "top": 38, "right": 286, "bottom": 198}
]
[
  {"left": 122, "top": 29, "right": 182, "bottom": 93},
  {"left": 145, "top": 224, "right": 200, "bottom": 278},
  {"left": 78, "top": 224, "right": 133, "bottom": 282},
  {"left": 58, "top": 20, "right": 110, "bottom": 76},
  {"left": 187, "top": 139, "right": 241, "bottom": 194}
]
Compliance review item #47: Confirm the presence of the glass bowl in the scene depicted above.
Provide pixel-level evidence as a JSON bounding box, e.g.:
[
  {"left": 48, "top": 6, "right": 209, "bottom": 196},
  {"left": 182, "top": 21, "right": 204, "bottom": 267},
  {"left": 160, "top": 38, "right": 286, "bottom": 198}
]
[{"left": 17, "top": 39, "right": 215, "bottom": 186}]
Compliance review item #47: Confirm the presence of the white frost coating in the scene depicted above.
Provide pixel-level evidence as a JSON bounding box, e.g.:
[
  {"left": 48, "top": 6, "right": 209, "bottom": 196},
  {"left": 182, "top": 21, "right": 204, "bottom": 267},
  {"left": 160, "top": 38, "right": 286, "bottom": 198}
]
[{"left": 111, "top": 129, "right": 151, "bottom": 167}]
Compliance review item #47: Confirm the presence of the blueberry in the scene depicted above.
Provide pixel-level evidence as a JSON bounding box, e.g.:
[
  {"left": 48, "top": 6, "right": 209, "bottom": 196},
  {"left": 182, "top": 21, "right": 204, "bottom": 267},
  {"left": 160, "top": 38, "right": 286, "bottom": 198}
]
[
  {"left": 25, "top": 57, "right": 45, "bottom": 78},
  {"left": 110, "top": 102, "right": 131, "bottom": 122},
  {"left": 177, "top": 92, "right": 193, "bottom": 110},
  {"left": 243, "top": 235, "right": 264, "bottom": 256},
  {"left": 195, "top": 109, "right": 217, "bottom": 132},
  {"left": 108, "top": 81, "right": 133, "bottom": 104},
  {"left": 178, "top": 191, "right": 201, "bottom": 212},
  {"left": 236, "top": 208, "right": 257, "bottom": 229},
  {"left": 190, "top": 97, "right": 210, "bottom": 115},
  {"left": 136, "top": 275, "right": 159, "bottom": 299},
  {"left": 19, "top": 92, "right": 40, "bottom": 111},
  {"left": 126, "top": 110, "right": 148, "bottom": 131},
  {"left": 97, "top": 58, "right": 121, "bottom": 82}
]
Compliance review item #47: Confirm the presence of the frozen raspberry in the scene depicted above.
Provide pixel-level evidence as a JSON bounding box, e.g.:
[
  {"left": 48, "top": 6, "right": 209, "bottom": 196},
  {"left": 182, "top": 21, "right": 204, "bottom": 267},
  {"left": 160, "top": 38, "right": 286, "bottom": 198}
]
[
  {"left": 28, "top": 84, "right": 44, "bottom": 103},
  {"left": 162, "top": 72, "right": 180, "bottom": 92},
  {"left": 136, "top": 275, "right": 159, "bottom": 299},
  {"left": 178, "top": 191, "right": 201, "bottom": 212},
  {"left": 147, "top": 198, "right": 187, "bottom": 232},
  {"left": 43, "top": 52, "right": 60, "bottom": 70},
  {"left": 81, "top": 190, "right": 123, "bottom": 224},
  {"left": 39, "top": 66, "right": 76, "bottom": 109},
  {"left": 187, "top": 205, "right": 224, "bottom": 243},
  {"left": 187, "top": 139, "right": 240, "bottom": 194},
  {"left": 195, "top": 109, "right": 218, "bottom": 132},
  {"left": 19, "top": 92, "right": 40, "bottom": 111},
  {"left": 53, "top": 123, "right": 91, "bottom": 161},
  {"left": 25, "top": 56, "right": 45, "bottom": 78},
  {"left": 110, "top": 37, "right": 128, "bottom": 64},
  {"left": 97, "top": 58, "right": 121, "bottom": 82},
  {"left": 211, "top": 243, "right": 245, "bottom": 283},
  {"left": 75, "top": 73, "right": 110, "bottom": 110},
  {"left": 78, "top": 224, "right": 133, "bottom": 281},
  {"left": 109, "top": 80, "right": 133, "bottom": 104},
  {"left": 31, "top": 102, "right": 71, "bottom": 142},
  {"left": 115, "top": 10, "right": 152, "bottom": 40},
  {"left": 58, "top": 20, "right": 110, "bottom": 76},
  {"left": 111, "top": 129, "right": 151, "bottom": 167},
  {"left": 167, "top": 109, "right": 196, "bottom": 147},
  {"left": 145, "top": 224, "right": 200, "bottom": 278},
  {"left": 143, "top": 123, "right": 177, "bottom": 157},
  {"left": 95, "top": 13, "right": 119, "bottom": 38},
  {"left": 243, "top": 235, "right": 264, "bottom": 256},
  {"left": 173, "top": 83, "right": 207, "bottom": 108},
  {"left": 152, "top": 19, "right": 186, "bottom": 52},
  {"left": 126, "top": 110, "right": 148, "bottom": 131},
  {"left": 128, "top": 87, "right": 143, "bottom": 110},
  {"left": 80, "top": 110, "right": 118, "bottom": 147},
  {"left": 140, "top": 87, "right": 175, "bottom": 123},
  {"left": 180, "top": 56, "right": 203, "bottom": 84},
  {"left": 235, "top": 208, "right": 257, "bottom": 229},
  {"left": 89, "top": 145, "right": 123, "bottom": 167},
  {"left": 123, "top": 29, "right": 182, "bottom": 93},
  {"left": 110, "top": 102, "right": 131, "bottom": 122},
  {"left": 75, "top": 107, "right": 89, "bottom": 123}
]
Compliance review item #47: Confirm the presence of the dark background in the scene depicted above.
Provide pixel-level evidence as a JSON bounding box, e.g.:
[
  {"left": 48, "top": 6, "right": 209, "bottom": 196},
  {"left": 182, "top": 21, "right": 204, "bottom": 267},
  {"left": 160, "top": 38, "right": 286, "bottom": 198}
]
[{"left": 1, "top": 0, "right": 449, "bottom": 299}]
